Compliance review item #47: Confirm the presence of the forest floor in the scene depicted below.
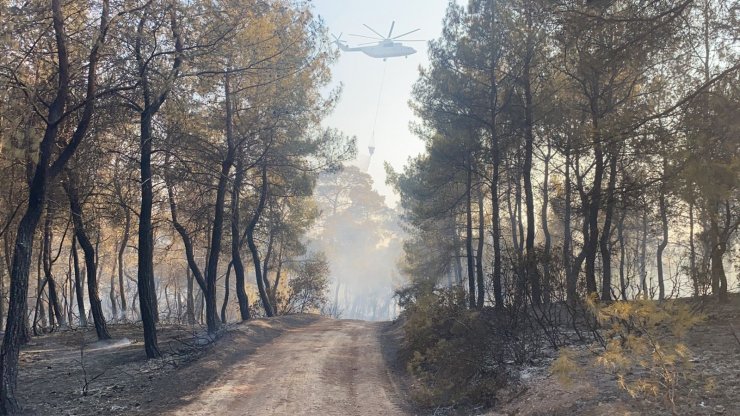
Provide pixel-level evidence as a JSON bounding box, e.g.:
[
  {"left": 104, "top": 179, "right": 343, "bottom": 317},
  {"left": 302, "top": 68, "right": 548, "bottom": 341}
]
[
  {"left": 14, "top": 297, "right": 740, "bottom": 416},
  {"left": 15, "top": 314, "right": 408, "bottom": 415},
  {"left": 16, "top": 314, "right": 318, "bottom": 415},
  {"left": 480, "top": 295, "right": 740, "bottom": 416}
]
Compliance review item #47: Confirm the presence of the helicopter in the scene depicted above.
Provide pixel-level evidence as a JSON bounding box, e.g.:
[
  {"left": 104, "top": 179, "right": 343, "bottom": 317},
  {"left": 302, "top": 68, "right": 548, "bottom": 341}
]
[{"left": 333, "top": 22, "right": 424, "bottom": 60}]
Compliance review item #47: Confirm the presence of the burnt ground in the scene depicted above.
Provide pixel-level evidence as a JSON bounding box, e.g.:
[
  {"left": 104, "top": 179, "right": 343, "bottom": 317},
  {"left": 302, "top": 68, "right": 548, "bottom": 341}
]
[
  {"left": 484, "top": 295, "right": 740, "bottom": 416},
  {"left": 16, "top": 314, "right": 323, "bottom": 415},
  {"left": 12, "top": 296, "right": 740, "bottom": 416}
]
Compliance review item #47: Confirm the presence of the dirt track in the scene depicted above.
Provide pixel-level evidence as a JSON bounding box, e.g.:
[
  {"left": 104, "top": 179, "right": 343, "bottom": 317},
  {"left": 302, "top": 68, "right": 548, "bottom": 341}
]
[{"left": 168, "top": 318, "right": 406, "bottom": 416}]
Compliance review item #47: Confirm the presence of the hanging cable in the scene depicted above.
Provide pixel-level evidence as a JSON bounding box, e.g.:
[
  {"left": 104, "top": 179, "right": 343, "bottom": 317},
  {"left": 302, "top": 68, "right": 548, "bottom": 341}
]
[{"left": 369, "top": 61, "right": 387, "bottom": 157}]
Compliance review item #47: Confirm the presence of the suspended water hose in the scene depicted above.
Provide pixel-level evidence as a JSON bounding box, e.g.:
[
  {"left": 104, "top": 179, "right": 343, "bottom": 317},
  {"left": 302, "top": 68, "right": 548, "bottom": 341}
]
[{"left": 369, "top": 61, "right": 387, "bottom": 158}]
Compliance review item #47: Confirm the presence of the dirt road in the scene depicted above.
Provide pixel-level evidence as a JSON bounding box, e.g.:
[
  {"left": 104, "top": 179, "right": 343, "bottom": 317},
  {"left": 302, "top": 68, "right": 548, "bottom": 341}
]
[{"left": 168, "top": 318, "right": 407, "bottom": 416}]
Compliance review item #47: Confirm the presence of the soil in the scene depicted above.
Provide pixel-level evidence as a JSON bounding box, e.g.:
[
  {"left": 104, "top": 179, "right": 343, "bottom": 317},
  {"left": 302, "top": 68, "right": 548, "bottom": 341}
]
[
  {"left": 167, "top": 318, "right": 405, "bottom": 415},
  {"left": 485, "top": 295, "right": 740, "bottom": 416},
  {"left": 14, "top": 296, "right": 740, "bottom": 416},
  {"left": 16, "top": 314, "right": 408, "bottom": 415},
  {"left": 17, "top": 314, "right": 321, "bottom": 415}
]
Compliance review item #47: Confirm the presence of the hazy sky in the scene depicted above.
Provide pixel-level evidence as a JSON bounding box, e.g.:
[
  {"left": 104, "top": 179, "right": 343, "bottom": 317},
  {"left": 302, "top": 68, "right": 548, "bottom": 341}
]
[{"left": 311, "top": 0, "right": 450, "bottom": 206}]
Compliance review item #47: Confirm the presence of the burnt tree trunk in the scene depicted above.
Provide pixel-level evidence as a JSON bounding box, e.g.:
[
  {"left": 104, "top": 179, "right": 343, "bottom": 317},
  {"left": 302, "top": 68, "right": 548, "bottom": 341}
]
[
  {"left": 522, "top": 48, "right": 541, "bottom": 305},
  {"left": 231, "top": 159, "right": 250, "bottom": 321},
  {"left": 563, "top": 142, "right": 576, "bottom": 304},
  {"left": 639, "top": 209, "right": 648, "bottom": 296},
  {"left": 42, "top": 206, "right": 65, "bottom": 327},
  {"left": 475, "top": 185, "right": 485, "bottom": 309},
  {"left": 164, "top": 179, "right": 208, "bottom": 317},
  {"left": 134, "top": 3, "right": 184, "bottom": 358},
  {"left": 617, "top": 208, "right": 628, "bottom": 300},
  {"left": 599, "top": 150, "right": 619, "bottom": 301},
  {"left": 118, "top": 209, "right": 130, "bottom": 317},
  {"left": 656, "top": 170, "right": 668, "bottom": 301},
  {"left": 35, "top": 248, "right": 48, "bottom": 332},
  {"left": 203, "top": 154, "right": 233, "bottom": 332},
  {"left": 137, "top": 110, "right": 160, "bottom": 357},
  {"left": 246, "top": 165, "right": 274, "bottom": 317},
  {"left": 540, "top": 140, "right": 552, "bottom": 304},
  {"left": 452, "top": 221, "right": 464, "bottom": 286},
  {"left": 689, "top": 198, "right": 699, "bottom": 297},
  {"left": 0, "top": 0, "right": 110, "bottom": 406},
  {"left": 220, "top": 261, "right": 232, "bottom": 324},
  {"left": 109, "top": 240, "right": 118, "bottom": 321},
  {"left": 66, "top": 182, "right": 110, "bottom": 341},
  {"left": 585, "top": 94, "right": 604, "bottom": 296},
  {"left": 71, "top": 237, "right": 87, "bottom": 326},
  {"left": 709, "top": 212, "right": 728, "bottom": 302},
  {"left": 186, "top": 267, "right": 195, "bottom": 325},
  {"left": 465, "top": 164, "right": 476, "bottom": 309}
]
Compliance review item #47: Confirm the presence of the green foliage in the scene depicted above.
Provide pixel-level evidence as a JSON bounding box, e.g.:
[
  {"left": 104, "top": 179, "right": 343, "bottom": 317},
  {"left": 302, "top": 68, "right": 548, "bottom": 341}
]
[{"left": 402, "top": 288, "right": 506, "bottom": 409}]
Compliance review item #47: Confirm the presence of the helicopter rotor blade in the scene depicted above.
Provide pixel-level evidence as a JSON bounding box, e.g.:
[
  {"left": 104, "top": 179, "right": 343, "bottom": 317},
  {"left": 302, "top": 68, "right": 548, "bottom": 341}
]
[
  {"left": 392, "top": 28, "right": 421, "bottom": 39},
  {"left": 348, "top": 34, "right": 382, "bottom": 40},
  {"left": 387, "top": 21, "right": 395, "bottom": 38},
  {"left": 398, "top": 40, "right": 426, "bottom": 42},
  {"left": 363, "top": 24, "right": 386, "bottom": 39}
]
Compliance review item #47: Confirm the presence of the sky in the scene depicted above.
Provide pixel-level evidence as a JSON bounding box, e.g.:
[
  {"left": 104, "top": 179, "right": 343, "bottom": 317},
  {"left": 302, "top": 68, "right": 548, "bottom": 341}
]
[{"left": 311, "top": 0, "right": 451, "bottom": 207}]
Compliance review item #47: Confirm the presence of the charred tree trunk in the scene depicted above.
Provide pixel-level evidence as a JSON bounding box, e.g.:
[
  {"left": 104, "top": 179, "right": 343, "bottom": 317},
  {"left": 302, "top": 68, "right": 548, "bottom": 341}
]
[
  {"left": 639, "top": 209, "right": 648, "bottom": 296},
  {"left": 164, "top": 178, "right": 209, "bottom": 323},
  {"left": 465, "top": 165, "right": 476, "bottom": 309},
  {"left": 475, "top": 185, "right": 485, "bottom": 309},
  {"left": 452, "top": 221, "right": 464, "bottom": 286},
  {"left": 109, "top": 241, "right": 118, "bottom": 321},
  {"left": 66, "top": 182, "right": 110, "bottom": 341},
  {"left": 246, "top": 165, "right": 274, "bottom": 317},
  {"left": 137, "top": 110, "right": 160, "bottom": 357},
  {"left": 0, "top": 252, "right": 4, "bottom": 331},
  {"left": 134, "top": 3, "right": 183, "bottom": 358},
  {"left": 515, "top": 166, "right": 524, "bottom": 256},
  {"left": 599, "top": 150, "right": 618, "bottom": 301},
  {"left": 507, "top": 175, "right": 519, "bottom": 261},
  {"left": 42, "top": 207, "right": 64, "bottom": 327},
  {"left": 203, "top": 155, "right": 232, "bottom": 333},
  {"left": 261, "top": 228, "right": 275, "bottom": 307},
  {"left": 656, "top": 172, "right": 668, "bottom": 301},
  {"left": 617, "top": 208, "right": 628, "bottom": 301},
  {"left": 1, "top": 0, "right": 75, "bottom": 407},
  {"left": 522, "top": 50, "right": 540, "bottom": 305},
  {"left": 66, "top": 252, "right": 74, "bottom": 325},
  {"left": 540, "top": 141, "right": 552, "bottom": 304},
  {"left": 71, "top": 237, "right": 87, "bottom": 327},
  {"left": 488, "top": 46, "right": 503, "bottom": 310},
  {"left": 118, "top": 209, "right": 130, "bottom": 317},
  {"left": 220, "top": 261, "right": 232, "bottom": 324},
  {"left": 709, "top": 212, "right": 728, "bottom": 302},
  {"left": 271, "top": 247, "right": 284, "bottom": 310},
  {"left": 35, "top": 248, "right": 48, "bottom": 332},
  {"left": 689, "top": 198, "right": 698, "bottom": 297},
  {"left": 585, "top": 96, "right": 604, "bottom": 296},
  {"left": 231, "top": 159, "right": 250, "bottom": 321},
  {"left": 186, "top": 267, "right": 195, "bottom": 325},
  {"left": 564, "top": 142, "right": 576, "bottom": 304}
]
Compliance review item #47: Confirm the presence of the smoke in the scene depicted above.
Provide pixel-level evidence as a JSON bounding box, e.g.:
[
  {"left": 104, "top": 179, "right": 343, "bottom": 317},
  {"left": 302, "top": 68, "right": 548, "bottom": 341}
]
[
  {"left": 356, "top": 153, "right": 371, "bottom": 173},
  {"left": 309, "top": 166, "right": 404, "bottom": 321}
]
